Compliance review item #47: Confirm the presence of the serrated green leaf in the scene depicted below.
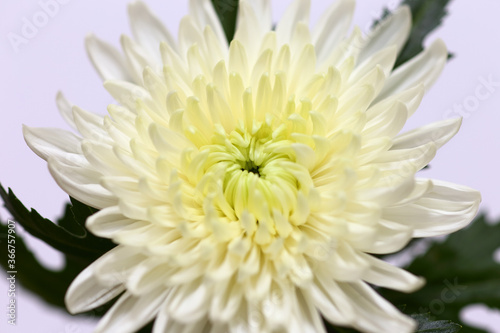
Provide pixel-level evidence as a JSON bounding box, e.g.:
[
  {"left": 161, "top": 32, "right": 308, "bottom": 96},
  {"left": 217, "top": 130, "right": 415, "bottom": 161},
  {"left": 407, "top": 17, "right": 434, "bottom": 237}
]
[
  {"left": 0, "top": 219, "right": 116, "bottom": 313},
  {"left": 0, "top": 184, "right": 116, "bottom": 312},
  {"left": 395, "top": 0, "right": 452, "bottom": 67},
  {"left": 0, "top": 221, "right": 70, "bottom": 308},
  {"left": 211, "top": 0, "right": 239, "bottom": 42},
  {"left": 0, "top": 184, "right": 115, "bottom": 260},
  {"left": 381, "top": 215, "right": 500, "bottom": 333}
]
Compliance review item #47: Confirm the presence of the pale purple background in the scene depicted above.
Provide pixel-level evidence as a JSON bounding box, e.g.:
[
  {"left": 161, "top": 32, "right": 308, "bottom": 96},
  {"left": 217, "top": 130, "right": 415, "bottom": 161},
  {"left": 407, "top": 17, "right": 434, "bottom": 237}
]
[{"left": 1, "top": 0, "right": 500, "bottom": 332}]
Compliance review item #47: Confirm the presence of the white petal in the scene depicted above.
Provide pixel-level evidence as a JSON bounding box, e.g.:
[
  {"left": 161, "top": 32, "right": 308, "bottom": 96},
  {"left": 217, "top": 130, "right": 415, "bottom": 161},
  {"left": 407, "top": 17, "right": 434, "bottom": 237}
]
[
  {"left": 339, "top": 281, "right": 416, "bottom": 333},
  {"left": 290, "top": 44, "right": 316, "bottom": 91},
  {"left": 189, "top": 0, "right": 227, "bottom": 46},
  {"left": 245, "top": 0, "right": 272, "bottom": 31},
  {"left": 290, "top": 22, "right": 312, "bottom": 59},
  {"left": 166, "top": 279, "right": 211, "bottom": 323},
  {"left": 72, "top": 106, "right": 111, "bottom": 144},
  {"left": 154, "top": 306, "right": 209, "bottom": 333},
  {"left": 95, "top": 289, "right": 169, "bottom": 333},
  {"left": 392, "top": 117, "right": 462, "bottom": 150},
  {"left": 127, "top": 257, "right": 171, "bottom": 295},
  {"left": 357, "top": 176, "right": 415, "bottom": 207},
  {"left": 351, "top": 45, "right": 398, "bottom": 82},
  {"left": 361, "top": 254, "right": 425, "bottom": 292},
  {"left": 342, "top": 64, "right": 386, "bottom": 99},
  {"left": 81, "top": 140, "right": 132, "bottom": 177},
  {"left": 128, "top": 1, "right": 176, "bottom": 56},
  {"left": 85, "top": 34, "right": 133, "bottom": 82},
  {"left": 209, "top": 323, "right": 228, "bottom": 333},
  {"left": 318, "top": 27, "right": 362, "bottom": 71},
  {"left": 228, "top": 40, "right": 249, "bottom": 83},
  {"left": 178, "top": 16, "right": 205, "bottom": 60},
  {"left": 370, "top": 83, "right": 425, "bottom": 118},
  {"left": 398, "top": 180, "right": 481, "bottom": 237},
  {"left": 337, "top": 74, "right": 377, "bottom": 116},
  {"left": 86, "top": 206, "right": 136, "bottom": 238},
  {"left": 209, "top": 276, "right": 244, "bottom": 322},
  {"left": 93, "top": 246, "right": 148, "bottom": 286},
  {"left": 308, "top": 275, "right": 355, "bottom": 326},
  {"left": 102, "top": 118, "right": 134, "bottom": 152},
  {"left": 65, "top": 259, "right": 125, "bottom": 314},
  {"left": 392, "top": 179, "right": 433, "bottom": 207},
  {"left": 161, "top": 41, "right": 190, "bottom": 79},
  {"left": 358, "top": 6, "right": 412, "bottom": 65},
  {"left": 203, "top": 26, "right": 227, "bottom": 68},
  {"left": 323, "top": 242, "right": 370, "bottom": 282},
  {"left": 364, "top": 219, "right": 414, "bottom": 254},
  {"left": 288, "top": 288, "right": 326, "bottom": 333},
  {"left": 234, "top": 1, "right": 265, "bottom": 65},
  {"left": 101, "top": 176, "right": 156, "bottom": 207},
  {"left": 120, "top": 35, "right": 151, "bottom": 84},
  {"left": 374, "top": 141, "right": 437, "bottom": 173},
  {"left": 206, "top": 248, "right": 240, "bottom": 281},
  {"left": 376, "top": 39, "right": 448, "bottom": 102},
  {"left": 261, "top": 281, "right": 294, "bottom": 329},
  {"left": 363, "top": 101, "right": 408, "bottom": 139},
  {"left": 104, "top": 79, "right": 152, "bottom": 113},
  {"left": 357, "top": 136, "right": 392, "bottom": 165},
  {"left": 116, "top": 200, "right": 150, "bottom": 221},
  {"left": 276, "top": 0, "right": 311, "bottom": 45},
  {"left": 47, "top": 157, "right": 116, "bottom": 209},
  {"left": 55, "top": 92, "right": 77, "bottom": 129},
  {"left": 23, "top": 125, "right": 82, "bottom": 162},
  {"left": 120, "top": 34, "right": 157, "bottom": 84},
  {"left": 313, "top": 0, "right": 355, "bottom": 65}
]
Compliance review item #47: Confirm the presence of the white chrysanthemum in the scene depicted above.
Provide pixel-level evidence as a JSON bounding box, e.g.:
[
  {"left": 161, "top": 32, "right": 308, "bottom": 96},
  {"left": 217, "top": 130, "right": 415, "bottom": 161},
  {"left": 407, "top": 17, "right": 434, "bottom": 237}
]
[{"left": 24, "top": 0, "right": 480, "bottom": 332}]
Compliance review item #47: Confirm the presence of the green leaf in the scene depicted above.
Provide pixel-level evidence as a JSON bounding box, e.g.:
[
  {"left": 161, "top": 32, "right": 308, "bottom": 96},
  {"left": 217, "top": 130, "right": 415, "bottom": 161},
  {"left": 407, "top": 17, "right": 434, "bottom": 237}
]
[
  {"left": 0, "top": 184, "right": 115, "bottom": 260},
  {"left": 381, "top": 215, "right": 500, "bottom": 333},
  {"left": 0, "top": 221, "right": 71, "bottom": 308},
  {"left": 395, "top": 0, "right": 452, "bottom": 67},
  {"left": 211, "top": 0, "right": 239, "bottom": 42},
  {"left": 0, "top": 184, "right": 116, "bottom": 311}
]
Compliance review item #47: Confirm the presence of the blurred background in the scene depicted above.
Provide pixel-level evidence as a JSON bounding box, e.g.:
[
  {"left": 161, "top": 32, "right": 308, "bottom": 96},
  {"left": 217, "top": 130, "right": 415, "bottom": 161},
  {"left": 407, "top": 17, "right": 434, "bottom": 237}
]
[{"left": 0, "top": 0, "right": 499, "bottom": 332}]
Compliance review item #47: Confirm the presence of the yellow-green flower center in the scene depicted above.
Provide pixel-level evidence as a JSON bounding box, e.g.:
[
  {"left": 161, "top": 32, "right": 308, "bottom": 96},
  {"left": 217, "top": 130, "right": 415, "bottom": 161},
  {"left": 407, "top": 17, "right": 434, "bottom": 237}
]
[{"left": 183, "top": 119, "right": 314, "bottom": 244}]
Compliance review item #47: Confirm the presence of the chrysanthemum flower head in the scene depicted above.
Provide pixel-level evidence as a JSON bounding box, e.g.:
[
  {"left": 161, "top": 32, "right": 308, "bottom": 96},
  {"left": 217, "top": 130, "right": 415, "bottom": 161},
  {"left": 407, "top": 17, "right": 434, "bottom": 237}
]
[{"left": 23, "top": 0, "right": 480, "bottom": 332}]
